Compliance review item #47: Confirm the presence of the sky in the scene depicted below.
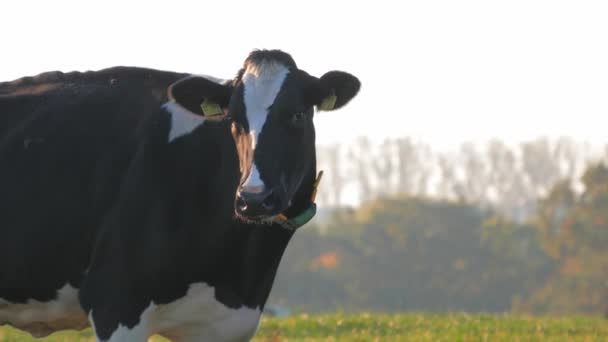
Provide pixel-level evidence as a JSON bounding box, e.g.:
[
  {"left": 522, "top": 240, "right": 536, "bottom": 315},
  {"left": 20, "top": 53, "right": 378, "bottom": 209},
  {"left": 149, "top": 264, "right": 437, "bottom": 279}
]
[{"left": 1, "top": 0, "right": 607, "bottom": 150}]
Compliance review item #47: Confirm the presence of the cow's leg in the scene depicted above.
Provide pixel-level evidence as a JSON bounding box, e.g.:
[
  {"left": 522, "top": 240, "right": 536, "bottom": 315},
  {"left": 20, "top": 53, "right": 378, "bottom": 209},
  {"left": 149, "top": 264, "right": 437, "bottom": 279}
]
[
  {"left": 86, "top": 303, "right": 155, "bottom": 342},
  {"left": 78, "top": 221, "right": 162, "bottom": 342},
  {"left": 79, "top": 267, "right": 156, "bottom": 342},
  {"left": 158, "top": 305, "right": 262, "bottom": 342}
]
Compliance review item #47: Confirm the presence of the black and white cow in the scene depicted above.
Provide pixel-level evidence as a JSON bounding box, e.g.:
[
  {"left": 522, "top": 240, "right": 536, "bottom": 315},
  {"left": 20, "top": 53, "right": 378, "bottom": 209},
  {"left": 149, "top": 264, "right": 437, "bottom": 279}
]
[{"left": 0, "top": 49, "right": 360, "bottom": 341}]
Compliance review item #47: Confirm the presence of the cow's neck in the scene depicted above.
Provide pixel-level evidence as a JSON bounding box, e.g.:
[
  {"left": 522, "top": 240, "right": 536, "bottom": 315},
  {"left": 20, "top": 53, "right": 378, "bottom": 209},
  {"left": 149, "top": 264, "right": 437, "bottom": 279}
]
[
  {"left": 210, "top": 127, "right": 316, "bottom": 309},
  {"left": 181, "top": 121, "right": 317, "bottom": 309},
  {"left": 221, "top": 222, "right": 293, "bottom": 309}
]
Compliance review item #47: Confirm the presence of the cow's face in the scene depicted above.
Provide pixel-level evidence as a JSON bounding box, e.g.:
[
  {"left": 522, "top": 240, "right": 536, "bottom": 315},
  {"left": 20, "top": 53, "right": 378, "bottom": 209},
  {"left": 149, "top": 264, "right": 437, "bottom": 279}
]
[{"left": 168, "top": 50, "right": 360, "bottom": 222}]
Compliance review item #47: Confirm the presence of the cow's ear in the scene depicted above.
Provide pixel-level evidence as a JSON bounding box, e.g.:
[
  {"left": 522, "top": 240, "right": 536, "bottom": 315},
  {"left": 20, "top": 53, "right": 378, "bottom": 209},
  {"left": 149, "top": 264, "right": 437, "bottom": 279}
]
[
  {"left": 313, "top": 71, "right": 361, "bottom": 112},
  {"left": 168, "top": 76, "right": 232, "bottom": 118}
]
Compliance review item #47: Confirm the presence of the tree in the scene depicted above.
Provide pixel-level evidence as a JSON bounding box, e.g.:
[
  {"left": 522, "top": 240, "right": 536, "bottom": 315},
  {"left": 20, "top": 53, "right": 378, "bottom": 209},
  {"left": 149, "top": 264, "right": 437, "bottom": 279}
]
[
  {"left": 485, "top": 140, "right": 530, "bottom": 219},
  {"left": 348, "top": 137, "right": 374, "bottom": 203},
  {"left": 523, "top": 163, "right": 608, "bottom": 314},
  {"left": 271, "top": 195, "right": 549, "bottom": 313},
  {"left": 456, "top": 143, "right": 489, "bottom": 204},
  {"left": 318, "top": 144, "right": 345, "bottom": 206},
  {"left": 394, "top": 139, "right": 433, "bottom": 196},
  {"left": 520, "top": 138, "right": 562, "bottom": 197},
  {"left": 372, "top": 139, "right": 395, "bottom": 197}
]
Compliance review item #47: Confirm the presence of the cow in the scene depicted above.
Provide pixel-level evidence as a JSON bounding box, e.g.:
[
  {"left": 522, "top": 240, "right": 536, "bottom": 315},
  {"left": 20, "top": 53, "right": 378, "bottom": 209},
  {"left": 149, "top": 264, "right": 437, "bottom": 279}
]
[{"left": 0, "top": 49, "right": 360, "bottom": 341}]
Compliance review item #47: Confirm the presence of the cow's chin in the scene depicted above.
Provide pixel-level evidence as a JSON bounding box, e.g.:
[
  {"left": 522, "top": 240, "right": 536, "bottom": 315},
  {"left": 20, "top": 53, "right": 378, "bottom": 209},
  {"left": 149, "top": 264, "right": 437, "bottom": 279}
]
[{"left": 233, "top": 210, "right": 278, "bottom": 225}]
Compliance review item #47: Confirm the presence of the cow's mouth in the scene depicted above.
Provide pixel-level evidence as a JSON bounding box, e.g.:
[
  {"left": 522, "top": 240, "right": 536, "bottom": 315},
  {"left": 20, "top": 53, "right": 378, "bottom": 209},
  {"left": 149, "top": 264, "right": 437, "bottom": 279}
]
[
  {"left": 233, "top": 187, "right": 289, "bottom": 224},
  {"left": 233, "top": 200, "right": 286, "bottom": 224},
  {"left": 233, "top": 210, "right": 278, "bottom": 225}
]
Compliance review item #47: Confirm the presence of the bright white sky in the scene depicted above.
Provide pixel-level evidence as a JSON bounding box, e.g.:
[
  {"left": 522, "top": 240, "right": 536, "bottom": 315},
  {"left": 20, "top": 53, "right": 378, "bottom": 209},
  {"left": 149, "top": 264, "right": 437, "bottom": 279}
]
[{"left": 1, "top": 0, "right": 607, "bottom": 150}]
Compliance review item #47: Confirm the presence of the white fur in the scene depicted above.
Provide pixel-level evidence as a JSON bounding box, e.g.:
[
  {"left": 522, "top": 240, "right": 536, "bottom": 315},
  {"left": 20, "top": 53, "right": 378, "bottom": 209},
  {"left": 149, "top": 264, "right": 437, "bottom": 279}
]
[
  {"left": 163, "top": 101, "right": 206, "bottom": 142},
  {"left": 164, "top": 74, "right": 229, "bottom": 143},
  {"left": 154, "top": 283, "right": 261, "bottom": 342},
  {"left": 95, "top": 304, "right": 155, "bottom": 342},
  {"left": 0, "top": 284, "right": 88, "bottom": 337},
  {"left": 243, "top": 164, "right": 264, "bottom": 191},
  {"left": 95, "top": 283, "right": 261, "bottom": 342},
  {"left": 241, "top": 62, "right": 290, "bottom": 189}
]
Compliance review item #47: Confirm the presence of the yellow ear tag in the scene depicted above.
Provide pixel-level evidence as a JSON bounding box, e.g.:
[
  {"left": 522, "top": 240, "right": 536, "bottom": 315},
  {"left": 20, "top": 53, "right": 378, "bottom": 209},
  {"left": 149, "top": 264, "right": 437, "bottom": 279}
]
[
  {"left": 319, "top": 94, "right": 337, "bottom": 111},
  {"left": 200, "top": 99, "right": 223, "bottom": 117}
]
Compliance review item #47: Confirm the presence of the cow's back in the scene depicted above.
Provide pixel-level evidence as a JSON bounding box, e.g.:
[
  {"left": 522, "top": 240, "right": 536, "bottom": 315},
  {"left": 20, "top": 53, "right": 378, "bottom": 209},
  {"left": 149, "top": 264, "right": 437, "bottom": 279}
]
[{"left": 0, "top": 67, "right": 185, "bottom": 304}]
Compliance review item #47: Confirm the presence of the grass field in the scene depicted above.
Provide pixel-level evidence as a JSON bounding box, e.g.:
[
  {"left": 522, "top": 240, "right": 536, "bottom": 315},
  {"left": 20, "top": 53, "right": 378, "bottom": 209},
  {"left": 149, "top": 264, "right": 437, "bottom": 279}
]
[{"left": 1, "top": 313, "right": 607, "bottom": 341}]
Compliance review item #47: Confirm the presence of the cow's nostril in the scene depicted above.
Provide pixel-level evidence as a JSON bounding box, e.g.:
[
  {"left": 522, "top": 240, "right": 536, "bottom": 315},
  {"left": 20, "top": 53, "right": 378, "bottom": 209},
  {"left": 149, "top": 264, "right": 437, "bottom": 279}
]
[
  {"left": 236, "top": 196, "right": 247, "bottom": 211},
  {"left": 261, "top": 192, "right": 275, "bottom": 211},
  {"left": 237, "top": 188, "right": 279, "bottom": 217}
]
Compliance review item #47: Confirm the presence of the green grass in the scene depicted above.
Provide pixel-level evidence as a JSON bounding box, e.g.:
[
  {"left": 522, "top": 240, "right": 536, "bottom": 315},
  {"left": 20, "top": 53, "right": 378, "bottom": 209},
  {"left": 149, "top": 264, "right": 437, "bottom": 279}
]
[{"left": 1, "top": 313, "right": 607, "bottom": 341}]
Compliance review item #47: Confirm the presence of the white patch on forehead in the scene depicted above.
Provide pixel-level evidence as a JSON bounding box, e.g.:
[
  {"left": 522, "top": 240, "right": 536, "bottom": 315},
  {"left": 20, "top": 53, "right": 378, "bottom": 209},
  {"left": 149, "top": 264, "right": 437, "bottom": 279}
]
[
  {"left": 241, "top": 62, "right": 290, "bottom": 189},
  {"left": 0, "top": 284, "right": 88, "bottom": 337},
  {"left": 242, "top": 62, "right": 290, "bottom": 131},
  {"left": 163, "top": 101, "right": 206, "bottom": 142},
  {"left": 243, "top": 164, "right": 264, "bottom": 190}
]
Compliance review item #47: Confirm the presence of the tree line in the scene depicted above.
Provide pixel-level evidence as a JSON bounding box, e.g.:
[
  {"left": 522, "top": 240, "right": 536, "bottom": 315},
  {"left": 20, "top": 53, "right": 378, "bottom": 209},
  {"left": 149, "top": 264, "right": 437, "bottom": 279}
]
[
  {"left": 266, "top": 139, "right": 608, "bottom": 315},
  {"left": 316, "top": 136, "right": 606, "bottom": 221}
]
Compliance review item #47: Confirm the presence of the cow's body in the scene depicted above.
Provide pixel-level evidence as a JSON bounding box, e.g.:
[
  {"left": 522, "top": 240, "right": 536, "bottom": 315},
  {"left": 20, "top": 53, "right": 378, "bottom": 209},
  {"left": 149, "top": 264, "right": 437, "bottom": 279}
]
[{"left": 0, "top": 50, "right": 360, "bottom": 341}]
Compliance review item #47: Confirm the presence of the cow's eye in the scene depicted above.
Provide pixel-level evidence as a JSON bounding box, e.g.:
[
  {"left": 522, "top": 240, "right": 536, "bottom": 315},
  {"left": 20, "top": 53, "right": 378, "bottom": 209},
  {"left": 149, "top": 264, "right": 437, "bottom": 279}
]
[{"left": 290, "top": 112, "right": 306, "bottom": 127}]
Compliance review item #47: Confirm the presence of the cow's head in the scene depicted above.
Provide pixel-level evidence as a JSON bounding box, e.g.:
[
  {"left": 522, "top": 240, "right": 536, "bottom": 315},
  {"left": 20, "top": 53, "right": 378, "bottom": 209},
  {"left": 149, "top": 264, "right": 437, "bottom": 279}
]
[{"left": 169, "top": 50, "right": 360, "bottom": 223}]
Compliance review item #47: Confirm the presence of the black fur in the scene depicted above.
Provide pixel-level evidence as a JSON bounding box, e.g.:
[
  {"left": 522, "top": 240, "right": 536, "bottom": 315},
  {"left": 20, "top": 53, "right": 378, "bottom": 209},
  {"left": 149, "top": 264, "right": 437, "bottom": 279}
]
[{"left": 0, "top": 50, "right": 360, "bottom": 340}]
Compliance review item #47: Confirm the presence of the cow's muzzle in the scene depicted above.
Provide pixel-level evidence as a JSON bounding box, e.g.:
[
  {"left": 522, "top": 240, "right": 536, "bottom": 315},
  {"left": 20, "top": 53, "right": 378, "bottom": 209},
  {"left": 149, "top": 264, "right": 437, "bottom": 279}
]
[{"left": 235, "top": 186, "right": 285, "bottom": 219}]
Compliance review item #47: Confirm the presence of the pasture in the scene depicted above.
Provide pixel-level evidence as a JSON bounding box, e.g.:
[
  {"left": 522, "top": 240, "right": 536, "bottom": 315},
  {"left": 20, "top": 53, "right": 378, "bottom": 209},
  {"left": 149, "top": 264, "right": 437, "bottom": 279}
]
[{"left": 1, "top": 313, "right": 606, "bottom": 341}]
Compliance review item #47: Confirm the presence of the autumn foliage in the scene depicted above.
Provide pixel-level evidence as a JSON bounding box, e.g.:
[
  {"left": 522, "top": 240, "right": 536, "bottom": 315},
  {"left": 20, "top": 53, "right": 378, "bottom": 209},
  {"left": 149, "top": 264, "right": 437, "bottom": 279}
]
[{"left": 269, "top": 163, "right": 608, "bottom": 315}]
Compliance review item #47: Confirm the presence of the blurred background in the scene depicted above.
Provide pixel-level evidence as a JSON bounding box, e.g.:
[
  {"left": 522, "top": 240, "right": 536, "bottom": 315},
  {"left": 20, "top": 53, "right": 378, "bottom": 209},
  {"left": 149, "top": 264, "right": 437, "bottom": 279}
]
[{"left": 2, "top": 0, "right": 607, "bottom": 317}]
